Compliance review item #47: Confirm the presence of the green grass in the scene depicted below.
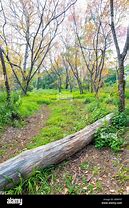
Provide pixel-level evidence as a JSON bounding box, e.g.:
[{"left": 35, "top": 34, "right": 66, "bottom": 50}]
[
  {"left": 27, "top": 93, "right": 115, "bottom": 149},
  {"left": 0, "top": 149, "right": 6, "bottom": 156},
  {"left": 4, "top": 161, "right": 104, "bottom": 195},
  {"left": 0, "top": 88, "right": 117, "bottom": 154},
  {"left": 80, "top": 162, "right": 90, "bottom": 170},
  {"left": 19, "top": 90, "right": 57, "bottom": 117},
  {"left": 114, "top": 166, "right": 129, "bottom": 184},
  {"left": 1, "top": 86, "right": 126, "bottom": 195}
]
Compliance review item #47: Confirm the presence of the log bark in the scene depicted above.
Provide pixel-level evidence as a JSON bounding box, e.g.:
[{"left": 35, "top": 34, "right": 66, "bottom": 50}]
[{"left": 0, "top": 113, "right": 113, "bottom": 190}]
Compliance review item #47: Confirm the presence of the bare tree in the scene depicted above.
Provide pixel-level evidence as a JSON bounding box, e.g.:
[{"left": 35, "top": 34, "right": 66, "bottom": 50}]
[
  {"left": 49, "top": 54, "right": 63, "bottom": 92},
  {"left": 62, "top": 55, "right": 73, "bottom": 91},
  {"left": 0, "top": 0, "right": 77, "bottom": 94},
  {"left": 110, "top": 0, "right": 129, "bottom": 112},
  {"left": 72, "top": 1, "right": 111, "bottom": 94},
  {"left": 63, "top": 43, "right": 84, "bottom": 94}
]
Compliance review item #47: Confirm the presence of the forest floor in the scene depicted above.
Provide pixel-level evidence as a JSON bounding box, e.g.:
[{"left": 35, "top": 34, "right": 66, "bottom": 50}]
[
  {"left": 0, "top": 89, "right": 129, "bottom": 195},
  {"left": 0, "top": 105, "right": 50, "bottom": 163},
  {"left": 42, "top": 143, "right": 129, "bottom": 195},
  {"left": 3, "top": 114, "right": 129, "bottom": 195},
  {"left": 5, "top": 133, "right": 129, "bottom": 195}
]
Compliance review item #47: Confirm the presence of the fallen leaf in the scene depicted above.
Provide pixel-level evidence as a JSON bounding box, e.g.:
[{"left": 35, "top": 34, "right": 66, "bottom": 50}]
[
  {"left": 126, "top": 186, "right": 129, "bottom": 194},
  {"left": 110, "top": 189, "right": 115, "bottom": 193},
  {"left": 64, "top": 188, "right": 68, "bottom": 194}
]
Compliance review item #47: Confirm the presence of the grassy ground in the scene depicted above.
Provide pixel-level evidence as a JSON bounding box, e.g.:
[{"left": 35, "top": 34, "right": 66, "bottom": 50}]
[
  {"left": 6, "top": 145, "right": 129, "bottom": 195},
  {"left": 1, "top": 86, "right": 129, "bottom": 194},
  {"left": 0, "top": 86, "right": 120, "bottom": 161},
  {"left": 20, "top": 88, "right": 116, "bottom": 149}
]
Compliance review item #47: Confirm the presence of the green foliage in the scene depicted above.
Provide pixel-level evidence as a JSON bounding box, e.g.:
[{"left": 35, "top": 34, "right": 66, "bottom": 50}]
[
  {"left": 96, "top": 180, "right": 102, "bottom": 192},
  {"left": 64, "top": 174, "right": 76, "bottom": 194},
  {"left": 27, "top": 99, "right": 91, "bottom": 149},
  {"left": 105, "top": 74, "right": 116, "bottom": 85},
  {"left": 92, "top": 166, "right": 101, "bottom": 176},
  {"left": 19, "top": 90, "right": 54, "bottom": 117},
  {"left": 0, "top": 92, "right": 22, "bottom": 129},
  {"left": 95, "top": 127, "right": 124, "bottom": 151},
  {"left": 115, "top": 166, "right": 129, "bottom": 184},
  {"left": 87, "top": 183, "right": 94, "bottom": 193},
  {"left": 25, "top": 89, "right": 116, "bottom": 150},
  {"left": 3, "top": 87, "right": 129, "bottom": 195},
  {"left": 0, "top": 88, "right": 116, "bottom": 148},
  {"left": 111, "top": 112, "right": 127, "bottom": 129},
  {"left": 94, "top": 113, "right": 127, "bottom": 152},
  {"left": 20, "top": 89, "right": 115, "bottom": 149},
  {"left": 84, "top": 96, "right": 95, "bottom": 104},
  {"left": 5, "top": 168, "right": 54, "bottom": 195},
  {"left": 86, "top": 100, "right": 115, "bottom": 123},
  {"left": 104, "top": 96, "right": 118, "bottom": 105},
  {"left": 80, "top": 162, "right": 90, "bottom": 170},
  {"left": 34, "top": 69, "right": 65, "bottom": 90}
]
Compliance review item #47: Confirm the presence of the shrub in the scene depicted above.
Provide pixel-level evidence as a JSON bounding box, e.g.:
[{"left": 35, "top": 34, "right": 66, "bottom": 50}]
[
  {"left": 0, "top": 93, "right": 22, "bottom": 128},
  {"left": 94, "top": 127, "right": 124, "bottom": 152},
  {"left": 111, "top": 112, "right": 127, "bottom": 129},
  {"left": 94, "top": 113, "right": 126, "bottom": 152},
  {"left": 84, "top": 97, "right": 93, "bottom": 104}
]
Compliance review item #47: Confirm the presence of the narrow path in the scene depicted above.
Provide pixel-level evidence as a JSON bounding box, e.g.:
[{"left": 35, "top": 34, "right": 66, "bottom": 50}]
[{"left": 0, "top": 105, "right": 50, "bottom": 163}]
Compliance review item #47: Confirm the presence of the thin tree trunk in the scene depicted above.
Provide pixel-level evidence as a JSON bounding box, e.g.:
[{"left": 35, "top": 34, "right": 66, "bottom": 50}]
[
  {"left": 0, "top": 47, "right": 11, "bottom": 103},
  {"left": 65, "top": 75, "right": 69, "bottom": 89},
  {"left": 65, "top": 67, "right": 69, "bottom": 90},
  {"left": 78, "top": 80, "right": 83, "bottom": 94},
  {"left": 24, "top": 82, "right": 29, "bottom": 95},
  {"left": 69, "top": 83, "right": 73, "bottom": 92},
  {"left": 37, "top": 70, "right": 41, "bottom": 90},
  {"left": 37, "top": 77, "right": 40, "bottom": 89},
  {"left": 118, "top": 61, "right": 125, "bottom": 112},
  {"left": 90, "top": 75, "right": 94, "bottom": 93},
  {"left": 58, "top": 77, "right": 62, "bottom": 93},
  {"left": 110, "top": 0, "right": 129, "bottom": 112}
]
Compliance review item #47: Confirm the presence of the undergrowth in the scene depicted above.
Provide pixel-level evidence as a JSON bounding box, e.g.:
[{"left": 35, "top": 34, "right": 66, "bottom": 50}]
[
  {"left": 94, "top": 112, "right": 127, "bottom": 152},
  {"left": 0, "top": 92, "right": 22, "bottom": 129},
  {"left": 3, "top": 87, "right": 129, "bottom": 195}
]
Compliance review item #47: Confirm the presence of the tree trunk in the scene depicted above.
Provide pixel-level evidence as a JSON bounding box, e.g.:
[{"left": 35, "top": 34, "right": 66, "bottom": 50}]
[
  {"left": 69, "top": 83, "right": 73, "bottom": 92},
  {"left": 37, "top": 77, "right": 40, "bottom": 89},
  {"left": 58, "top": 77, "right": 62, "bottom": 93},
  {"left": 110, "top": 0, "right": 129, "bottom": 112},
  {"left": 65, "top": 68, "right": 69, "bottom": 90},
  {"left": 0, "top": 47, "right": 11, "bottom": 103},
  {"left": 118, "top": 61, "right": 125, "bottom": 112},
  {"left": 77, "top": 79, "right": 83, "bottom": 94},
  {"left": 23, "top": 79, "right": 30, "bottom": 95},
  {"left": 37, "top": 69, "right": 42, "bottom": 90},
  {"left": 91, "top": 80, "right": 94, "bottom": 93},
  {"left": 65, "top": 75, "right": 69, "bottom": 89},
  {"left": 0, "top": 113, "right": 113, "bottom": 190}
]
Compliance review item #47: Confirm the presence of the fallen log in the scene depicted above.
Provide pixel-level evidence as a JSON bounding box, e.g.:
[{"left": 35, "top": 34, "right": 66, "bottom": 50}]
[{"left": 0, "top": 113, "right": 113, "bottom": 190}]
